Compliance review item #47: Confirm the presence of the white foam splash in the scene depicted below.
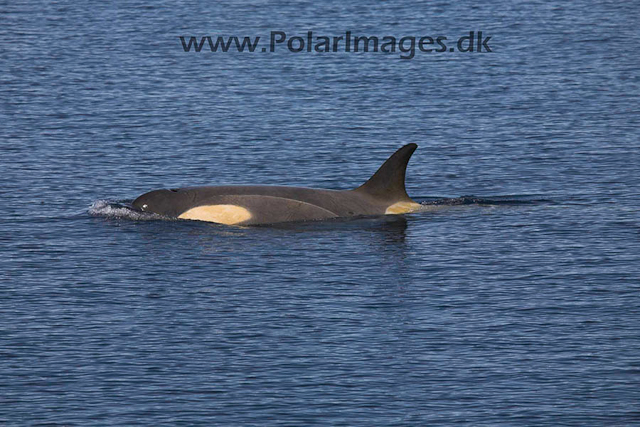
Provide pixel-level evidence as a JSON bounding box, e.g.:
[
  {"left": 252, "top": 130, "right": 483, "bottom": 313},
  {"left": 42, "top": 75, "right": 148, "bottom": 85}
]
[{"left": 88, "top": 200, "right": 166, "bottom": 221}]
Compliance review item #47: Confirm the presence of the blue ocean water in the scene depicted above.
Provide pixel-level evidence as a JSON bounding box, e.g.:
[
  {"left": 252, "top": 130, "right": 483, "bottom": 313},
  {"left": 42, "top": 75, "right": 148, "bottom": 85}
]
[{"left": 1, "top": 0, "right": 639, "bottom": 425}]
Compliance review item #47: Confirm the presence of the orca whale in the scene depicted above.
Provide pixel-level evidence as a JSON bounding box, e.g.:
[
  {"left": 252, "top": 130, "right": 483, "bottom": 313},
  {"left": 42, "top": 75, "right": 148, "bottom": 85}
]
[{"left": 132, "top": 144, "right": 421, "bottom": 226}]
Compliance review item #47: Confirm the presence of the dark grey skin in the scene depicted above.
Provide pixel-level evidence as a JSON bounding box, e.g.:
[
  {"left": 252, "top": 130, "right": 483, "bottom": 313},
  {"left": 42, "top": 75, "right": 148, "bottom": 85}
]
[{"left": 132, "top": 144, "right": 421, "bottom": 226}]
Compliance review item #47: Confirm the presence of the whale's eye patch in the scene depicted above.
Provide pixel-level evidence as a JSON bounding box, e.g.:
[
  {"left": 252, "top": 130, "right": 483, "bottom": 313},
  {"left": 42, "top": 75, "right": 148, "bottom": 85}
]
[{"left": 141, "top": 204, "right": 148, "bottom": 210}]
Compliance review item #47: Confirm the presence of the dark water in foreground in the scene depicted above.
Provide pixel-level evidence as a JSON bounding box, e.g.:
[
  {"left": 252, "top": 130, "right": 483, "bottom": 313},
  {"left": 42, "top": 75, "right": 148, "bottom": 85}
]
[{"left": 2, "top": 0, "right": 639, "bottom": 425}]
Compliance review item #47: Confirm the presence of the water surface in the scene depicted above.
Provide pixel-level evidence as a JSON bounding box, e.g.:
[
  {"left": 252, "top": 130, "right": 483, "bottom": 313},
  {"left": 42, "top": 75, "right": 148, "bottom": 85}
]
[{"left": 1, "top": 0, "right": 639, "bottom": 425}]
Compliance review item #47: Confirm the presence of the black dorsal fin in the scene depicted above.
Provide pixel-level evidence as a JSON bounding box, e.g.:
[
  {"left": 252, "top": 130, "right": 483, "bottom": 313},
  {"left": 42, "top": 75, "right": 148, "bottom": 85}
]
[{"left": 354, "top": 144, "right": 417, "bottom": 201}]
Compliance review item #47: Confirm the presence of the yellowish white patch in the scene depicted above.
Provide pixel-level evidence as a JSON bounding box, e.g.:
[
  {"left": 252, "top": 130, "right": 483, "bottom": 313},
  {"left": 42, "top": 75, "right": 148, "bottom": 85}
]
[
  {"left": 385, "top": 201, "right": 422, "bottom": 215},
  {"left": 178, "top": 204, "right": 252, "bottom": 225}
]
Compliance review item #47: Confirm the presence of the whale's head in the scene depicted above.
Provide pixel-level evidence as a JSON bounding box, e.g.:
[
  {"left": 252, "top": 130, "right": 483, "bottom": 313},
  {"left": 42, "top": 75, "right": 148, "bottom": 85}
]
[{"left": 132, "top": 188, "right": 190, "bottom": 217}]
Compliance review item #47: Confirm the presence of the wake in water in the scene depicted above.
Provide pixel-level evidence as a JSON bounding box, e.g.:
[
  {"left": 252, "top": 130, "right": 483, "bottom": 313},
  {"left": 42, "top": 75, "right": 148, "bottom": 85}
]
[{"left": 419, "top": 195, "right": 554, "bottom": 207}]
